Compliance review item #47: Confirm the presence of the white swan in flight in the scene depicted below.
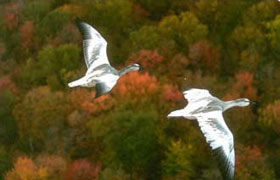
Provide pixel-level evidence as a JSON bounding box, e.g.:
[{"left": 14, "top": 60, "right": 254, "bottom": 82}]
[
  {"left": 167, "top": 88, "right": 253, "bottom": 180},
  {"left": 68, "top": 22, "right": 140, "bottom": 98}
]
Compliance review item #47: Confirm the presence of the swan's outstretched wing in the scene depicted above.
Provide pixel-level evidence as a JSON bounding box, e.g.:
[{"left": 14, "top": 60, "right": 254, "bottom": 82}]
[
  {"left": 196, "top": 110, "right": 235, "bottom": 180},
  {"left": 183, "top": 88, "right": 214, "bottom": 103},
  {"left": 94, "top": 74, "right": 119, "bottom": 98},
  {"left": 79, "top": 22, "right": 110, "bottom": 73}
]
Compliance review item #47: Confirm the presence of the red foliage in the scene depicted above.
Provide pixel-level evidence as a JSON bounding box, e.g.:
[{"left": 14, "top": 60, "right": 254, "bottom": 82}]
[
  {"left": 224, "top": 72, "right": 257, "bottom": 101},
  {"left": 235, "top": 145, "right": 274, "bottom": 179},
  {"left": 133, "top": 3, "right": 150, "bottom": 23},
  {"left": 53, "top": 23, "right": 81, "bottom": 46},
  {"left": 3, "top": 3, "right": 21, "bottom": 30},
  {"left": 166, "top": 53, "right": 189, "bottom": 81},
  {"left": 64, "top": 159, "right": 101, "bottom": 180},
  {"left": 160, "top": 84, "right": 183, "bottom": 103},
  {"left": 189, "top": 40, "right": 220, "bottom": 73},
  {"left": 113, "top": 72, "right": 159, "bottom": 98},
  {"left": 0, "top": 75, "right": 17, "bottom": 93},
  {"left": 235, "top": 72, "right": 254, "bottom": 87},
  {"left": 127, "top": 50, "right": 163, "bottom": 70},
  {"left": 20, "top": 21, "right": 36, "bottom": 51},
  {"left": 236, "top": 146, "right": 262, "bottom": 168}
]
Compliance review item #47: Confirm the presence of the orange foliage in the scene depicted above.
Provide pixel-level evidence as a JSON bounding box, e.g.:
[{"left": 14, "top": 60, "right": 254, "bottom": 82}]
[
  {"left": 5, "top": 157, "right": 38, "bottom": 180},
  {"left": 82, "top": 94, "right": 115, "bottom": 115},
  {"left": 64, "top": 159, "right": 101, "bottom": 180},
  {"left": 224, "top": 72, "right": 257, "bottom": 101},
  {"left": 69, "top": 89, "right": 93, "bottom": 109},
  {"left": 69, "top": 88, "right": 115, "bottom": 115},
  {"left": 20, "top": 21, "right": 36, "bottom": 51},
  {"left": 114, "top": 72, "right": 159, "bottom": 98},
  {"left": 3, "top": 3, "right": 21, "bottom": 30},
  {"left": 189, "top": 40, "right": 220, "bottom": 73},
  {"left": 36, "top": 155, "right": 67, "bottom": 179},
  {"left": 127, "top": 50, "right": 163, "bottom": 70},
  {"left": 0, "top": 75, "right": 17, "bottom": 93},
  {"left": 5, "top": 155, "right": 68, "bottom": 180}
]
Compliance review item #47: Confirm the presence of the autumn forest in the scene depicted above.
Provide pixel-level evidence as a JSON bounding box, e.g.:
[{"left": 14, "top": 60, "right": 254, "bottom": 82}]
[{"left": 1, "top": 0, "right": 280, "bottom": 179}]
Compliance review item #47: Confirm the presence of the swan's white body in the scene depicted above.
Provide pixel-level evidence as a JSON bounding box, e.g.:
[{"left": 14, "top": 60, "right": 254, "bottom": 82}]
[
  {"left": 68, "top": 22, "right": 139, "bottom": 98},
  {"left": 168, "top": 88, "right": 251, "bottom": 180}
]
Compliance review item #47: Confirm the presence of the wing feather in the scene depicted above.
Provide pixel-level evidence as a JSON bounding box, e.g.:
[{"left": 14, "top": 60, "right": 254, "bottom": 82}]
[
  {"left": 196, "top": 111, "right": 235, "bottom": 180},
  {"left": 79, "top": 22, "right": 110, "bottom": 72},
  {"left": 183, "top": 88, "right": 214, "bottom": 103},
  {"left": 94, "top": 74, "right": 118, "bottom": 98}
]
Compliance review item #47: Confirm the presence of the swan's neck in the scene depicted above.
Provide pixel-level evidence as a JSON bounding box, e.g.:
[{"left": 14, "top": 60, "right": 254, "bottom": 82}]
[
  {"left": 119, "top": 64, "right": 139, "bottom": 76},
  {"left": 223, "top": 99, "right": 245, "bottom": 111}
]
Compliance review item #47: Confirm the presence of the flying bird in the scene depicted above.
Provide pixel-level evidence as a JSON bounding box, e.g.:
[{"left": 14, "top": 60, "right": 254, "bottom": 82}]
[
  {"left": 167, "top": 88, "right": 253, "bottom": 180},
  {"left": 68, "top": 22, "right": 140, "bottom": 98}
]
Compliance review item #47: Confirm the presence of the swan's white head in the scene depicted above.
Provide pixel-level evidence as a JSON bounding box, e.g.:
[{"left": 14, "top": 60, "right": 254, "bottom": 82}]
[
  {"left": 130, "top": 63, "right": 140, "bottom": 71},
  {"left": 236, "top": 98, "right": 251, "bottom": 107},
  {"left": 119, "top": 63, "right": 140, "bottom": 76}
]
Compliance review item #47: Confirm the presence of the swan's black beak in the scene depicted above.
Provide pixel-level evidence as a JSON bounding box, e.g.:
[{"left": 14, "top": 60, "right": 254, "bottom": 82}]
[
  {"left": 135, "top": 63, "right": 141, "bottom": 70},
  {"left": 250, "top": 100, "right": 257, "bottom": 105}
]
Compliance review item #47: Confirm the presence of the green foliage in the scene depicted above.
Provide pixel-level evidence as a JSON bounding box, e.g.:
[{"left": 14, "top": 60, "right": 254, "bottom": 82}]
[
  {"left": 129, "top": 25, "right": 162, "bottom": 52},
  {"left": 13, "top": 87, "right": 71, "bottom": 153},
  {"left": 242, "top": 1, "right": 280, "bottom": 27},
  {"left": 195, "top": 0, "right": 255, "bottom": 44},
  {"left": 0, "top": 90, "right": 17, "bottom": 146},
  {"left": 104, "top": 110, "right": 163, "bottom": 179},
  {"left": 88, "top": 0, "right": 138, "bottom": 35},
  {"left": 19, "top": 44, "right": 81, "bottom": 89},
  {"left": 230, "top": 25, "right": 265, "bottom": 54},
  {"left": 135, "top": 0, "right": 172, "bottom": 20},
  {"left": 22, "top": 1, "right": 51, "bottom": 23},
  {"left": 162, "top": 140, "right": 193, "bottom": 178},
  {"left": 159, "top": 11, "right": 208, "bottom": 53},
  {"left": 0, "top": 146, "right": 12, "bottom": 180},
  {"left": 38, "top": 9, "right": 71, "bottom": 41},
  {"left": 259, "top": 100, "right": 280, "bottom": 134},
  {"left": 86, "top": 0, "right": 146, "bottom": 64},
  {"left": 267, "top": 15, "right": 280, "bottom": 54}
]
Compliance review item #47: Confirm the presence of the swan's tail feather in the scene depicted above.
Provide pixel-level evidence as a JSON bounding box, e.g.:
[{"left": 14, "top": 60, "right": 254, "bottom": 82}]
[
  {"left": 68, "top": 79, "right": 82, "bottom": 88},
  {"left": 167, "top": 109, "right": 186, "bottom": 118}
]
